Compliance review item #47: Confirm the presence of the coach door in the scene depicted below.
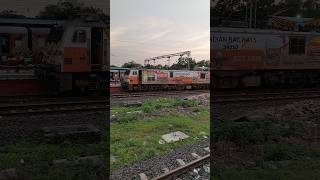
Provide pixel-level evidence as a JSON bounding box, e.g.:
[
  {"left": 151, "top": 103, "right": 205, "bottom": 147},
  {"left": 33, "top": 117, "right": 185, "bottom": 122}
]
[
  {"left": 62, "top": 26, "right": 91, "bottom": 72},
  {"left": 91, "top": 27, "right": 104, "bottom": 66}
]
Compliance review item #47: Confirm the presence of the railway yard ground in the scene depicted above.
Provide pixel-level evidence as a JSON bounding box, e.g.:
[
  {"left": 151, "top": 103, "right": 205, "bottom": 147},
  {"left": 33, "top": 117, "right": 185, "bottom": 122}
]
[
  {"left": 2, "top": 89, "right": 320, "bottom": 179},
  {"left": 110, "top": 93, "right": 210, "bottom": 179},
  {"left": 0, "top": 97, "right": 108, "bottom": 179},
  {"left": 211, "top": 94, "right": 320, "bottom": 180}
]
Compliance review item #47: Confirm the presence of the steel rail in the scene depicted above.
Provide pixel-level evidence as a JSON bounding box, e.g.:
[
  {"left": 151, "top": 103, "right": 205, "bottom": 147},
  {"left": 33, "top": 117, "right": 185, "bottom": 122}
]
[{"left": 151, "top": 154, "right": 210, "bottom": 180}]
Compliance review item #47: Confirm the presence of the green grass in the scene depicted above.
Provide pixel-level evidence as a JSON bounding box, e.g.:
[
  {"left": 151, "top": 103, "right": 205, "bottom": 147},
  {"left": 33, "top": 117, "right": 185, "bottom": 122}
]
[
  {"left": 0, "top": 133, "right": 107, "bottom": 179},
  {"left": 110, "top": 98, "right": 209, "bottom": 169},
  {"left": 212, "top": 159, "right": 320, "bottom": 180},
  {"left": 212, "top": 114, "right": 320, "bottom": 180},
  {"left": 111, "top": 97, "right": 200, "bottom": 115},
  {"left": 213, "top": 118, "right": 304, "bottom": 147}
]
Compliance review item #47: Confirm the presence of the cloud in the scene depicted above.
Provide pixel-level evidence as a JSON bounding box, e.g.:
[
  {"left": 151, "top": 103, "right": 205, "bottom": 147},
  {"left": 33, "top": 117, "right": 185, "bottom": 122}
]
[
  {"left": 140, "top": 17, "right": 174, "bottom": 30},
  {"left": 185, "top": 32, "right": 209, "bottom": 42},
  {"left": 110, "top": 27, "right": 129, "bottom": 47},
  {"left": 110, "top": 16, "right": 209, "bottom": 65},
  {"left": 141, "top": 29, "right": 173, "bottom": 42}
]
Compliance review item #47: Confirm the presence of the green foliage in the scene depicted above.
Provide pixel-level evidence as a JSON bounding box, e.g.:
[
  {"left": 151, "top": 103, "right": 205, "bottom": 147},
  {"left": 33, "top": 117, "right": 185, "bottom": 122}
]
[
  {"left": 212, "top": 0, "right": 320, "bottom": 25},
  {"left": 140, "top": 98, "right": 199, "bottom": 113},
  {"left": 0, "top": 140, "right": 106, "bottom": 179},
  {"left": 37, "top": 0, "right": 108, "bottom": 21},
  {"left": 214, "top": 120, "right": 281, "bottom": 146},
  {"left": 110, "top": 109, "right": 209, "bottom": 169},
  {"left": 211, "top": 159, "right": 320, "bottom": 180},
  {"left": 121, "top": 61, "right": 142, "bottom": 68},
  {"left": 112, "top": 98, "right": 199, "bottom": 115},
  {"left": 213, "top": 117, "right": 305, "bottom": 147},
  {"left": 119, "top": 113, "right": 139, "bottom": 123},
  {"left": 170, "top": 57, "right": 196, "bottom": 70},
  {"left": 263, "top": 143, "right": 320, "bottom": 161}
]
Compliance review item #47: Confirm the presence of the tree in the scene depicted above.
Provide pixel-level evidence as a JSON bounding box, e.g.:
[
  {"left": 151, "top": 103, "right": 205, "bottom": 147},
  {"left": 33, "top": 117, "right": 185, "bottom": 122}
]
[
  {"left": 301, "top": 0, "right": 320, "bottom": 18},
  {"left": 170, "top": 57, "right": 196, "bottom": 70},
  {"left": 0, "top": 10, "right": 26, "bottom": 18},
  {"left": 37, "top": 0, "right": 108, "bottom": 22},
  {"left": 212, "top": 0, "right": 320, "bottom": 21},
  {"left": 196, "top": 60, "right": 210, "bottom": 67},
  {"left": 121, "top": 61, "right": 142, "bottom": 68},
  {"left": 144, "top": 64, "right": 165, "bottom": 69}
]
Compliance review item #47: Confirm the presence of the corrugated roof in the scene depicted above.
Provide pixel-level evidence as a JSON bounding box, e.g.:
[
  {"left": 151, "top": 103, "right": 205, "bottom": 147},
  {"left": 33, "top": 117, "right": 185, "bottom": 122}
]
[{"left": 0, "top": 18, "right": 64, "bottom": 27}]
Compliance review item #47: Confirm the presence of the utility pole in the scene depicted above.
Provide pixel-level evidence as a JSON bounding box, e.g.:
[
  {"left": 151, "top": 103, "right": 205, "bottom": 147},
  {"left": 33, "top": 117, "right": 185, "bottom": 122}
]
[
  {"left": 245, "top": 1, "right": 248, "bottom": 26},
  {"left": 187, "top": 51, "right": 191, "bottom": 70},
  {"left": 249, "top": 0, "right": 253, "bottom": 28},
  {"left": 254, "top": 0, "right": 257, "bottom": 28}
]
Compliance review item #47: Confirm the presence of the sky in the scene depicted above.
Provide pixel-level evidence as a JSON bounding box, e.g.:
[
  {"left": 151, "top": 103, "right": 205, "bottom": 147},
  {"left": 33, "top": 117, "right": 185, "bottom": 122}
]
[{"left": 111, "top": 0, "right": 210, "bottom": 66}]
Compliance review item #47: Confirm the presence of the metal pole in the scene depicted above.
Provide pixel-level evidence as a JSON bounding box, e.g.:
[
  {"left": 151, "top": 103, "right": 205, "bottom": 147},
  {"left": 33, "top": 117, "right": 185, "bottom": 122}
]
[
  {"left": 254, "top": 0, "right": 257, "bottom": 28},
  {"left": 245, "top": 1, "right": 248, "bottom": 25},
  {"left": 249, "top": 0, "right": 253, "bottom": 28}
]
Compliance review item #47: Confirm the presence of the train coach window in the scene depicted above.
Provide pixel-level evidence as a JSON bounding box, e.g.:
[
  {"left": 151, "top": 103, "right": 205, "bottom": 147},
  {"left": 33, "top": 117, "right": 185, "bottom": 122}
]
[
  {"left": 132, "top": 71, "right": 138, "bottom": 75},
  {"left": 170, "top": 72, "right": 173, "bottom": 78},
  {"left": 148, "top": 76, "right": 155, "bottom": 81},
  {"left": 72, "top": 30, "right": 86, "bottom": 43},
  {"left": 289, "top": 37, "right": 305, "bottom": 55},
  {"left": 48, "top": 26, "right": 64, "bottom": 43},
  {"left": 200, "top": 73, "right": 206, "bottom": 79},
  {"left": 64, "top": 58, "right": 72, "bottom": 64}
]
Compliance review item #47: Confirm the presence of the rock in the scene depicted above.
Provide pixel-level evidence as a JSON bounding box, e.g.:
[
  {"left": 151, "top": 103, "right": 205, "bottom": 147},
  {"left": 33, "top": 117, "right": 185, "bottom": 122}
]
[
  {"left": 203, "top": 165, "right": 210, "bottom": 173},
  {"left": 278, "top": 160, "right": 291, "bottom": 167},
  {"left": 111, "top": 155, "right": 117, "bottom": 163},
  {"left": 143, "top": 141, "right": 147, "bottom": 146},
  {"left": 110, "top": 115, "right": 118, "bottom": 121},
  {"left": 0, "top": 168, "right": 18, "bottom": 179},
  {"left": 123, "top": 101, "right": 142, "bottom": 107},
  {"left": 233, "top": 115, "right": 266, "bottom": 122},
  {"left": 264, "top": 162, "right": 277, "bottom": 170},
  {"left": 158, "top": 139, "right": 165, "bottom": 144},
  {"left": 193, "top": 168, "right": 199, "bottom": 174},
  {"left": 53, "top": 159, "right": 68, "bottom": 165},
  {"left": 199, "top": 131, "right": 207, "bottom": 135},
  {"left": 133, "top": 111, "right": 142, "bottom": 114},
  {"left": 161, "top": 131, "right": 189, "bottom": 143}
]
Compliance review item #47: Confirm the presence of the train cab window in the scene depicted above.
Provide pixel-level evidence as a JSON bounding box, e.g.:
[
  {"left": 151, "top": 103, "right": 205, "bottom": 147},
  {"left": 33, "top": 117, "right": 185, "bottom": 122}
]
[
  {"left": 132, "top": 71, "right": 138, "bottom": 75},
  {"left": 148, "top": 76, "right": 155, "bottom": 81},
  {"left": 64, "top": 58, "right": 72, "bottom": 64},
  {"left": 15, "top": 40, "right": 22, "bottom": 48},
  {"left": 289, "top": 37, "right": 305, "bottom": 55},
  {"left": 200, "top": 73, "right": 206, "bottom": 79},
  {"left": 48, "top": 26, "right": 64, "bottom": 43},
  {"left": 72, "top": 30, "right": 86, "bottom": 43},
  {"left": 170, "top": 72, "right": 173, "bottom": 78}
]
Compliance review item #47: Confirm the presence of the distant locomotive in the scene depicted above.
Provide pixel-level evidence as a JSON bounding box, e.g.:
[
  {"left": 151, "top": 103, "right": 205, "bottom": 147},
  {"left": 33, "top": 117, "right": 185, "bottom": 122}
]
[
  {"left": 212, "top": 27, "right": 320, "bottom": 89},
  {"left": 121, "top": 69, "right": 210, "bottom": 91}
]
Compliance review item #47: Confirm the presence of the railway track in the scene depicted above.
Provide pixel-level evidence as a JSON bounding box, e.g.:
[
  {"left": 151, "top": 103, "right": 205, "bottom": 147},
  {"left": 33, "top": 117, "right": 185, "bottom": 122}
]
[
  {"left": 0, "top": 99, "right": 108, "bottom": 116},
  {"left": 213, "top": 89, "right": 320, "bottom": 103},
  {"left": 133, "top": 147, "right": 210, "bottom": 180},
  {"left": 151, "top": 154, "right": 210, "bottom": 180},
  {"left": 111, "top": 90, "right": 209, "bottom": 99},
  {"left": 3, "top": 89, "right": 319, "bottom": 116}
]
